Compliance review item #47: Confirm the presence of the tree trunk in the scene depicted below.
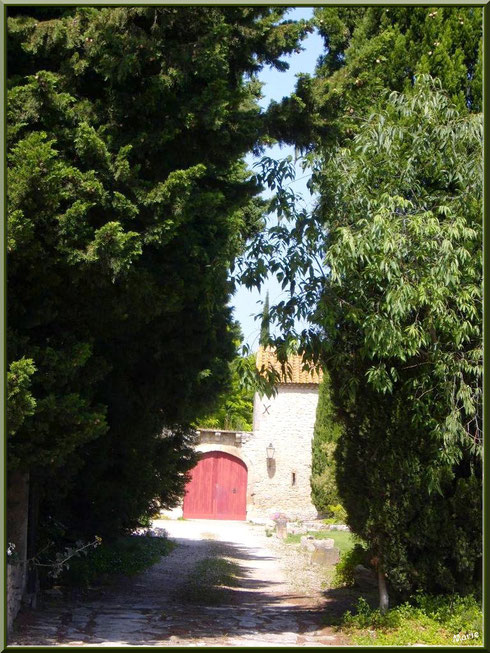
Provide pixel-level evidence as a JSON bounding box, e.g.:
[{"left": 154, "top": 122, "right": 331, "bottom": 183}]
[
  {"left": 7, "top": 470, "right": 30, "bottom": 634},
  {"left": 25, "top": 475, "right": 40, "bottom": 607},
  {"left": 378, "top": 566, "right": 389, "bottom": 614}
]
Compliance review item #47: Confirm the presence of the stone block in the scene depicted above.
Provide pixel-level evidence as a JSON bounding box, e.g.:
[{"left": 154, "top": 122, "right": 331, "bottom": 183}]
[
  {"left": 313, "top": 538, "right": 335, "bottom": 550},
  {"left": 303, "top": 521, "right": 328, "bottom": 532},
  {"left": 300, "top": 535, "right": 316, "bottom": 552},
  {"left": 310, "top": 545, "right": 340, "bottom": 566},
  {"left": 353, "top": 564, "right": 378, "bottom": 589},
  {"left": 275, "top": 520, "right": 287, "bottom": 539}
]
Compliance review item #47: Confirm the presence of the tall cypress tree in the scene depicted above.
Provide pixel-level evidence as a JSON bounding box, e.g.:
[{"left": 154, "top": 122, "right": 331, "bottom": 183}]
[
  {"left": 310, "top": 373, "right": 343, "bottom": 516},
  {"left": 259, "top": 291, "right": 271, "bottom": 347},
  {"left": 7, "top": 7, "right": 310, "bottom": 541}
]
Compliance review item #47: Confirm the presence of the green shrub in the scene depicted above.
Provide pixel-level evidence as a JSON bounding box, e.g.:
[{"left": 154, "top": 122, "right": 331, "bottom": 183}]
[
  {"left": 60, "top": 535, "right": 175, "bottom": 587},
  {"left": 411, "top": 592, "right": 482, "bottom": 635},
  {"left": 340, "top": 593, "right": 482, "bottom": 646},
  {"left": 333, "top": 542, "right": 370, "bottom": 588},
  {"left": 323, "top": 504, "right": 347, "bottom": 524}
]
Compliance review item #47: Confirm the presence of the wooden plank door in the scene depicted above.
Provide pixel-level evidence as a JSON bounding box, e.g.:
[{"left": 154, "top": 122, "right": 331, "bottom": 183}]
[
  {"left": 214, "top": 453, "right": 247, "bottom": 520},
  {"left": 183, "top": 451, "right": 247, "bottom": 520},
  {"left": 182, "top": 452, "right": 215, "bottom": 519}
]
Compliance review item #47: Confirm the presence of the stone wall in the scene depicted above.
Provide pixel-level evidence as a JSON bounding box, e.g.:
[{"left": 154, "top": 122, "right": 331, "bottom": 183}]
[
  {"left": 161, "top": 384, "right": 320, "bottom": 522},
  {"left": 245, "top": 385, "right": 319, "bottom": 520}
]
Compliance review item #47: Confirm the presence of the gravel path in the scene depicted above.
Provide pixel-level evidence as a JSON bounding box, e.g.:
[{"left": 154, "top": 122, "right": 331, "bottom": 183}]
[{"left": 10, "top": 519, "right": 350, "bottom": 647}]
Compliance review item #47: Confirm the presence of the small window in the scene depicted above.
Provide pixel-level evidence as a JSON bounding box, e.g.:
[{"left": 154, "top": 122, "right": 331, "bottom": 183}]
[{"left": 291, "top": 472, "right": 296, "bottom": 486}]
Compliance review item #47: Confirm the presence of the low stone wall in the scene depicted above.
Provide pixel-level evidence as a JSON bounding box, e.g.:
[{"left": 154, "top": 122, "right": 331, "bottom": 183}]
[
  {"left": 300, "top": 535, "right": 340, "bottom": 565},
  {"left": 286, "top": 521, "right": 350, "bottom": 535}
]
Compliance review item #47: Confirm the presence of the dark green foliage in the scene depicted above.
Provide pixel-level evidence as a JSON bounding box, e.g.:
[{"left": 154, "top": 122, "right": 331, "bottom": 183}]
[
  {"left": 196, "top": 352, "right": 255, "bottom": 432},
  {"left": 267, "top": 6, "right": 482, "bottom": 148},
  {"left": 7, "top": 7, "right": 309, "bottom": 541},
  {"left": 310, "top": 373, "right": 343, "bottom": 515},
  {"left": 320, "top": 80, "right": 482, "bottom": 598},
  {"left": 259, "top": 291, "right": 271, "bottom": 347},
  {"left": 58, "top": 535, "right": 175, "bottom": 588},
  {"left": 7, "top": 358, "right": 37, "bottom": 443},
  {"left": 238, "top": 76, "right": 482, "bottom": 599},
  {"left": 335, "top": 392, "right": 482, "bottom": 599}
]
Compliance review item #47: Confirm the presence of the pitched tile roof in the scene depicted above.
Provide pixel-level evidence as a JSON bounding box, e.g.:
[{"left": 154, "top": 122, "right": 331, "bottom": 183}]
[{"left": 256, "top": 347, "right": 323, "bottom": 385}]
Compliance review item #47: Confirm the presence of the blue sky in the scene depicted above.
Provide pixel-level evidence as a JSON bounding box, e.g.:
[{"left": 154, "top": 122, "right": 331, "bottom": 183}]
[{"left": 230, "top": 7, "right": 324, "bottom": 350}]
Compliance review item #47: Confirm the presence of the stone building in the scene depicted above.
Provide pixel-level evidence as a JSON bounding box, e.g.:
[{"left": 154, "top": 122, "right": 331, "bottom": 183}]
[{"left": 175, "top": 348, "right": 322, "bottom": 521}]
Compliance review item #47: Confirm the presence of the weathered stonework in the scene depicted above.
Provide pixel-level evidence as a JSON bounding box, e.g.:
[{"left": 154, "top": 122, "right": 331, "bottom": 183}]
[
  {"left": 168, "top": 384, "right": 320, "bottom": 521},
  {"left": 245, "top": 385, "right": 319, "bottom": 520},
  {"left": 162, "top": 351, "right": 321, "bottom": 522}
]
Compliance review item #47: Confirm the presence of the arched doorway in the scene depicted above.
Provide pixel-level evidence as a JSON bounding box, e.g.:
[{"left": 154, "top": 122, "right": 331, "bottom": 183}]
[{"left": 183, "top": 451, "right": 247, "bottom": 520}]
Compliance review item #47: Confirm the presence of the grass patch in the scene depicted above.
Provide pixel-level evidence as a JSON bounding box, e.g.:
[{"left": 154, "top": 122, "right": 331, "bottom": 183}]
[
  {"left": 338, "top": 594, "right": 482, "bottom": 646},
  {"left": 60, "top": 534, "right": 175, "bottom": 588},
  {"left": 179, "top": 555, "right": 242, "bottom": 605},
  {"left": 200, "top": 532, "right": 217, "bottom": 540},
  {"left": 286, "top": 530, "right": 355, "bottom": 555}
]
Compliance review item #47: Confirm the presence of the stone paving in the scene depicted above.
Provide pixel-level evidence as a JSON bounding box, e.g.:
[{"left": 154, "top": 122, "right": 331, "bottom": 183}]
[{"left": 10, "top": 519, "right": 350, "bottom": 647}]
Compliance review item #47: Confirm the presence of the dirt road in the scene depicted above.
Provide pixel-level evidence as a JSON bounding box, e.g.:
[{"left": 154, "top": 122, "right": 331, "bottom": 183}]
[{"left": 10, "top": 519, "right": 349, "bottom": 647}]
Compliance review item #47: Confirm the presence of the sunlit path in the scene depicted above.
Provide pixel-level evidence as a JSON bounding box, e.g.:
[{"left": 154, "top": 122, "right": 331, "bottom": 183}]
[{"left": 11, "top": 520, "right": 347, "bottom": 647}]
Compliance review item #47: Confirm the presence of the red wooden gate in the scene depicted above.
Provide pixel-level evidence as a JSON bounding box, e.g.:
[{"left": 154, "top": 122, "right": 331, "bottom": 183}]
[{"left": 183, "top": 451, "right": 247, "bottom": 520}]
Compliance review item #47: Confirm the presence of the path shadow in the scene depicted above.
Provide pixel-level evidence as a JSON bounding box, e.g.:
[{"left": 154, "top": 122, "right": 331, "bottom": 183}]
[
  {"left": 11, "top": 532, "right": 360, "bottom": 647},
  {"left": 172, "top": 536, "right": 278, "bottom": 562}
]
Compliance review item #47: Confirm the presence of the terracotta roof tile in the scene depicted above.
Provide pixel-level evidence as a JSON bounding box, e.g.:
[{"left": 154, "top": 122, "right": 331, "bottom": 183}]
[{"left": 256, "top": 347, "right": 323, "bottom": 385}]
